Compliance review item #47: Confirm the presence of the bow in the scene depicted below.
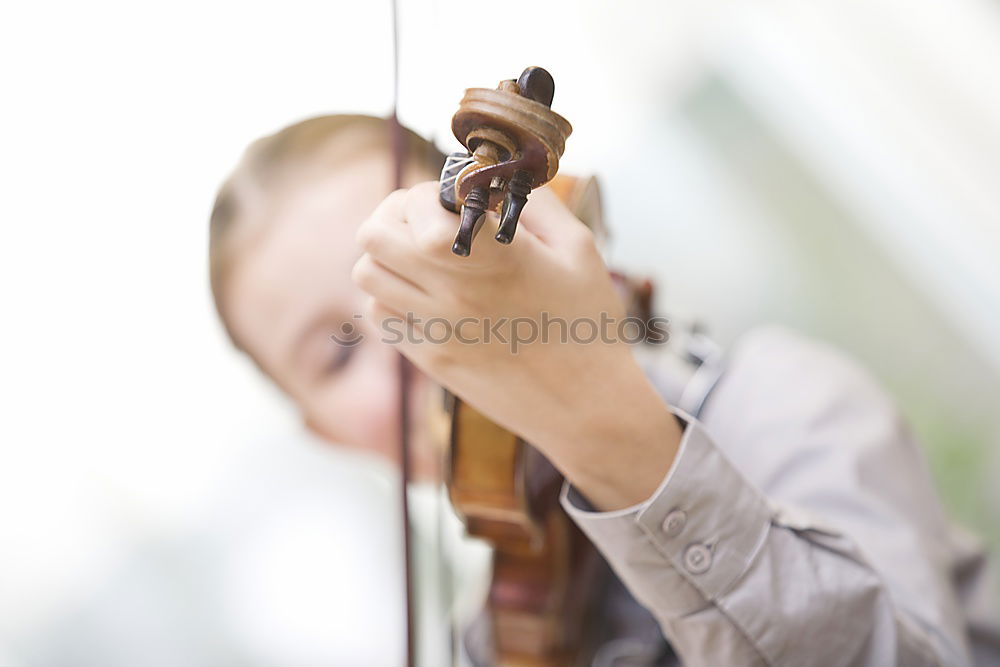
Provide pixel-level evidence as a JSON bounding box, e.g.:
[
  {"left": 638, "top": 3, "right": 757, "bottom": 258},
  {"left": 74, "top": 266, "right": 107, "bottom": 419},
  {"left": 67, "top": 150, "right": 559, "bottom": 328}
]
[{"left": 387, "top": 2, "right": 416, "bottom": 665}]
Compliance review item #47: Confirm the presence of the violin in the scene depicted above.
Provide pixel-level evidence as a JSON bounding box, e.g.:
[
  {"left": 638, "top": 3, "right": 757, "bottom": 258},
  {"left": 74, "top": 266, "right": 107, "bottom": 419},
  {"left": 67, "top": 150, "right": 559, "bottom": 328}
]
[
  {"left": 385, "top": 59, "right": 663, "bottom": 664},
  {"left": 427, "top": 67, "right": 654, "bottom": 666}
]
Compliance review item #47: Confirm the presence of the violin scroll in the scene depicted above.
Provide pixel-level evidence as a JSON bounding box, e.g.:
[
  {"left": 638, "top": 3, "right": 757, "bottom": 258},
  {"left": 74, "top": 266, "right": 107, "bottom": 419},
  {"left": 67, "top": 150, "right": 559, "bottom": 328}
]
[{"left": 440, "top": 66, "right": 573, "bottom": 256}]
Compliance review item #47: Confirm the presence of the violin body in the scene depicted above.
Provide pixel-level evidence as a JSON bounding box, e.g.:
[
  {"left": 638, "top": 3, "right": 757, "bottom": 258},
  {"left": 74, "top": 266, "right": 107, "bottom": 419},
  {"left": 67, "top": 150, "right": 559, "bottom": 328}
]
[{"left": 448, "top": 395, "right": 602, "bottom": 665}]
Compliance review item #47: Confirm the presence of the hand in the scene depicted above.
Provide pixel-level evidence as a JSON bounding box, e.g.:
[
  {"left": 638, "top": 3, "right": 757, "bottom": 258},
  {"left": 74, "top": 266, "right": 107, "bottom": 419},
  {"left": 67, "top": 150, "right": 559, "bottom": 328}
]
[{"left": 352, "top": 182, "right": 681, "bottom": 509}]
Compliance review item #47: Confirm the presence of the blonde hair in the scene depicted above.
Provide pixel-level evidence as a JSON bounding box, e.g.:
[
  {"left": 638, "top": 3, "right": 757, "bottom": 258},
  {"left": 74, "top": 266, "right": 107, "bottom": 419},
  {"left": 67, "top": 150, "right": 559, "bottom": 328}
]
[{"left": 209, "top": 114, "right": 444, "bottom": 349}]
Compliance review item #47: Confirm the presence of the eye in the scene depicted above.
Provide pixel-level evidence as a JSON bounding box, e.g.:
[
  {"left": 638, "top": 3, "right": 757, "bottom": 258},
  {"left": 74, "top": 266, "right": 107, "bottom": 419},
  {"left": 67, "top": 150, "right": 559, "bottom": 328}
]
[{"left": 325, "top": 341, "right": 357, "bottom": 375}]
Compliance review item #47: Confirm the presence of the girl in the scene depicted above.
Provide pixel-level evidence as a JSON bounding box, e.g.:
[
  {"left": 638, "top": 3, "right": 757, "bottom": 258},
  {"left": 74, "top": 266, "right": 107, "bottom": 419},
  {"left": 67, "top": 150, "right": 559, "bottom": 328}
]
[{"left": 210, "top": 114, "right": 998, "bottom": 666}]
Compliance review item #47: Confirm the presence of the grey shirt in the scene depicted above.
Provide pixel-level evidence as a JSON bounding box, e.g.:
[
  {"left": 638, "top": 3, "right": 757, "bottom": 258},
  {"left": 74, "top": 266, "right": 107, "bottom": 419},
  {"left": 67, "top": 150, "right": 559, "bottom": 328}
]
[{"left": 562, "top": 327, "right": 1000, "bottom": 666}]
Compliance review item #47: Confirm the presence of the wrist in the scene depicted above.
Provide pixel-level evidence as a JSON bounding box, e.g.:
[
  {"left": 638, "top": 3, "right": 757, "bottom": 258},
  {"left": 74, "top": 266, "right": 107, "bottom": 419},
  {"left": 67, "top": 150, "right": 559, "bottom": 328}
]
[{"left": 544, "top": 353, "right": 683, "bottom": 511}]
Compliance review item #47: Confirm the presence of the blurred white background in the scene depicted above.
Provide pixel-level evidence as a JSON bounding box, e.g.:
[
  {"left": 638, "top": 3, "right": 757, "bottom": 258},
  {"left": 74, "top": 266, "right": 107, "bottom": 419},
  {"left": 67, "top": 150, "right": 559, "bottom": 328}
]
[{"left": 2, "top": 0, "right": 999, "bottom": 664}]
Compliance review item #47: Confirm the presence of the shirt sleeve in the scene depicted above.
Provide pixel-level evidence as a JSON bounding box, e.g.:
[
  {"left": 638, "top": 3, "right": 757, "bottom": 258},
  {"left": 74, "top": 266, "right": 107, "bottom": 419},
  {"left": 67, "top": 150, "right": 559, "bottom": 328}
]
[{"left": 561, "top": 327, "right": 974, "bottom": 667}]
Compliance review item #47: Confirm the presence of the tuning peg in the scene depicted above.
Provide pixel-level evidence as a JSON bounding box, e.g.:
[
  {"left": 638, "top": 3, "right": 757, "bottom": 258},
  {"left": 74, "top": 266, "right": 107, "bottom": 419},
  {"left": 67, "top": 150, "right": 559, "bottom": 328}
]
[
  {"left": 453, "top": 184, "right": 489, "bottom": 256},
  {"left": 516, "top": 67, "right": 555, "bottom": 107},
  {"left": 496, "top": 170, "right": 532, "bottom": 245}
]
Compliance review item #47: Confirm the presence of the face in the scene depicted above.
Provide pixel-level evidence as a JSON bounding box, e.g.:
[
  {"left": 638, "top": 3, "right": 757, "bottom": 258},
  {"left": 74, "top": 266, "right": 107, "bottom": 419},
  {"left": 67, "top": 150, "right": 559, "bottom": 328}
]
[{"left": 225, "top": 150, "right": 440, "bottom": 477}]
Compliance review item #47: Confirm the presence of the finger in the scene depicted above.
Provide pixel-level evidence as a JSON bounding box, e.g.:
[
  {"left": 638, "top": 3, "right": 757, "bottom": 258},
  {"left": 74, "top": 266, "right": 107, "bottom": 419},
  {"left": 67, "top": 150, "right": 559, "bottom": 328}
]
[
  {"left": 365, "top": 296, "right": 457, "bottom": 382},
  {"left": 351, "top": 253, "right": 433, "bottom": 317},
  {"left": 364, "top": 295, "right": 403, "bottom": 326},
  {"left": 515, "top": 185, "right": 589, "bottom": 248},
  {"left": 364, "top": 297, "right": 425, "bottom": 357},
  {"left": 400, "top": 182, "right": 464, "bottom": 255},
  {"left": 371, "top": 188, "right": 408, "bottom": 224},
  {"left": 356, "top": 208, "right": 429, "bottom": 281},
  {"left": 356, "top": 188, "right": 409, "bottom": 247},
  {"left": 365, "top": 296, "right": 407, "bottom": 345}
]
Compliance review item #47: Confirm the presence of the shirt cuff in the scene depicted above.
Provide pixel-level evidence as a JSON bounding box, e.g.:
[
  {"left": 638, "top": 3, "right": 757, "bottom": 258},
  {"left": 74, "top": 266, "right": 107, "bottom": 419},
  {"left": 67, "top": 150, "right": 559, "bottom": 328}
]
[{"left": 561, "top": 409, "right": 773, "bottom": 609}]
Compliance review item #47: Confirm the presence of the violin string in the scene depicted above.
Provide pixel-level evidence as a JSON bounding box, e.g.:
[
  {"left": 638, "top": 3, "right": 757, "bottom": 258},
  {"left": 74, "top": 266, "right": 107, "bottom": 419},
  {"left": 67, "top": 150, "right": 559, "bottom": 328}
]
[{"left": 440, "top": 158, "right": 475, "bottom": 183}]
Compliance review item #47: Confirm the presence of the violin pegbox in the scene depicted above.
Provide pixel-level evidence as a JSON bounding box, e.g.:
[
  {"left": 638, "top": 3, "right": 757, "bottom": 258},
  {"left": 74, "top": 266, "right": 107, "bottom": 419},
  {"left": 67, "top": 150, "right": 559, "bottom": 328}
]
[{"left": 439, "top": 66, "right": 573, "bottom": 256}]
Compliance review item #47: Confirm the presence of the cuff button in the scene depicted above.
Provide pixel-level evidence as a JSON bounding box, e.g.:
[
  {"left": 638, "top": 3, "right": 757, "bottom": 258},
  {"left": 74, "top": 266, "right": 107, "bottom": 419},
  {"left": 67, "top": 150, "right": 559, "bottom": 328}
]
[
  {"left": 661, "top": 510, "right": 687, "bottom": 538},
  {"left": 683, "top": 543, "right": 712, "bottom": 574}
]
